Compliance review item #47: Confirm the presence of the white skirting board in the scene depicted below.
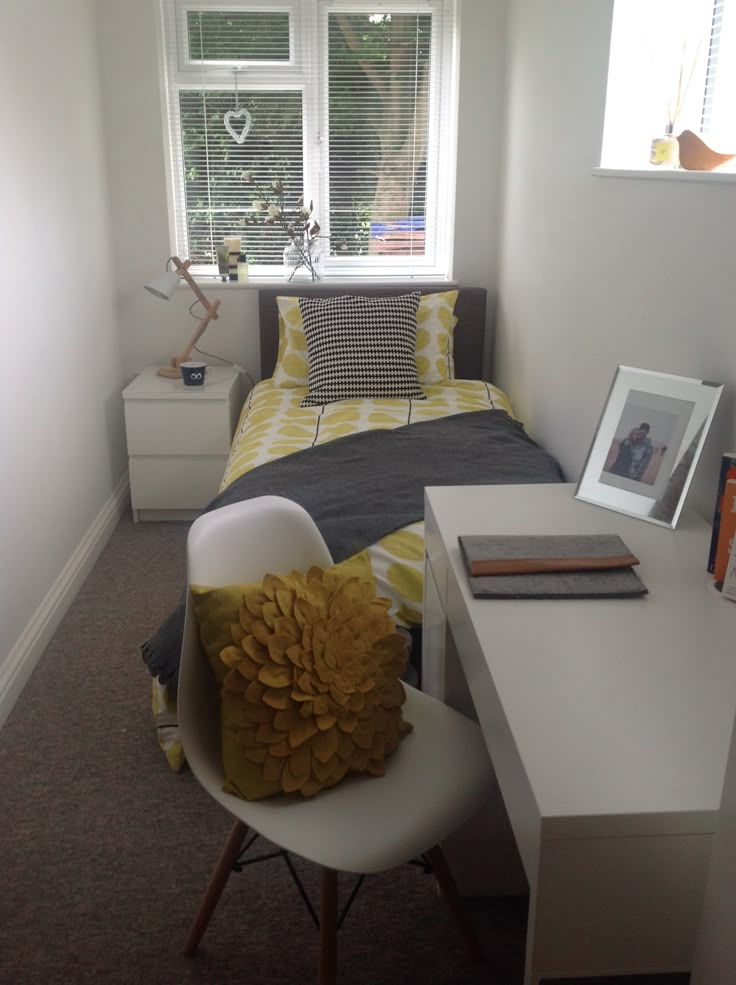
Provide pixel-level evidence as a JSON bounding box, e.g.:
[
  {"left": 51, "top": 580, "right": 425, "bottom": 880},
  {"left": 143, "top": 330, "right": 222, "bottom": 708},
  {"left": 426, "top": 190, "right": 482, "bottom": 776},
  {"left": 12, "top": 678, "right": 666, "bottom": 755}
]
[{"left": 0, "top": 474, "right": 131, "bottom": 730}]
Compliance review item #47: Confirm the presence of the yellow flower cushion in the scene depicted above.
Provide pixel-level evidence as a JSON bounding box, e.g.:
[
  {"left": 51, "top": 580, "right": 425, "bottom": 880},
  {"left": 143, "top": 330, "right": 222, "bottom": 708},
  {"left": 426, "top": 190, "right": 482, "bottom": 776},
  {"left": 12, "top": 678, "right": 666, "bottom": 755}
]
[
  {"left": 272, "top": 290, "right": 458, "bottom": 388},
  {"left": 191, "top": 560, "right": 412, "bottom": 800}
]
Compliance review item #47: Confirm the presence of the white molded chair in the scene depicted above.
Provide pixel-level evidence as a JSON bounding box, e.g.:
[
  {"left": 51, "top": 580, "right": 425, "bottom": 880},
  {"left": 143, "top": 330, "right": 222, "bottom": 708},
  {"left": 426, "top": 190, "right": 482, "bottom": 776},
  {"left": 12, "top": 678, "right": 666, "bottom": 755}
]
[{"left": 179, "top": 496, "right": 492, "bottom": 984}]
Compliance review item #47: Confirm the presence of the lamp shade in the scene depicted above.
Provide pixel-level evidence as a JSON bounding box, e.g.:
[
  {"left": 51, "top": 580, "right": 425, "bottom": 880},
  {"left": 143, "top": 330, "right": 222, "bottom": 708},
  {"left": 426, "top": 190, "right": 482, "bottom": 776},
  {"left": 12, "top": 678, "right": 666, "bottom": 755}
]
[{"left": 144, "top": 269, "right": 180, "bottom": 300}]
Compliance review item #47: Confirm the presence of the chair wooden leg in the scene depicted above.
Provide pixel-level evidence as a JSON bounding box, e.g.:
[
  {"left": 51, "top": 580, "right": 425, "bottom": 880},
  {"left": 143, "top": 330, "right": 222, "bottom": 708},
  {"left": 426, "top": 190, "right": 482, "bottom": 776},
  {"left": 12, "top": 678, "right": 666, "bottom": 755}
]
[
  {"left": 184, "top": 819, "right": 249, "bottom": 957},
  {"left": 425, "top": 845, "right": 485, "bottom": 963},
  {"left": 319, "top": 867, "right": 338, "bottom": 985}
]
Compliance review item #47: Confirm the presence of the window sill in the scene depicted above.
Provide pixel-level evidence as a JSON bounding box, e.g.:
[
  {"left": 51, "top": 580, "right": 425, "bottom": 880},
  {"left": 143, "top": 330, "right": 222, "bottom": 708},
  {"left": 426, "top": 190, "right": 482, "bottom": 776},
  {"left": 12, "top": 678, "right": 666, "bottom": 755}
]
[
  {"left": 593, "top": 167, "right": 736, "bottom": 183},
  {"left": 188, "top": 273, "right": 455, "bottom": 289}
]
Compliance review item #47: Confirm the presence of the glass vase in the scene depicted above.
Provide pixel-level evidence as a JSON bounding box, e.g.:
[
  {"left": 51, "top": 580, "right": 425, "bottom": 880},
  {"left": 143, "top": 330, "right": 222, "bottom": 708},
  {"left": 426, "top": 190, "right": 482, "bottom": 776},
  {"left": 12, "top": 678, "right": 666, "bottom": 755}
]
[{"left": 283, "top": 238, "right": 322, "bottom": 281}]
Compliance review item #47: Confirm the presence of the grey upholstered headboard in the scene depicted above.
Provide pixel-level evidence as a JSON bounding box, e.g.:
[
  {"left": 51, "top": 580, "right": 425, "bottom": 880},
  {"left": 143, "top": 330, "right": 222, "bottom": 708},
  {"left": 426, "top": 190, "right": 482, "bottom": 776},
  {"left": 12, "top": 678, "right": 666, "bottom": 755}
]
[{"left": 257, "top": 284, "right": 489, "bottom": 381}]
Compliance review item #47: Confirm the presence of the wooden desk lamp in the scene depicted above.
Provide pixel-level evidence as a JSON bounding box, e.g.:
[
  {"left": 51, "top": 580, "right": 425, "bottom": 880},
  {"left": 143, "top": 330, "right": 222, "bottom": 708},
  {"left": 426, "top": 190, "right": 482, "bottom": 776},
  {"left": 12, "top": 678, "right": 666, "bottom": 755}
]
[{"left": 145, "top": 257, "right": 221, "bottom": 379}]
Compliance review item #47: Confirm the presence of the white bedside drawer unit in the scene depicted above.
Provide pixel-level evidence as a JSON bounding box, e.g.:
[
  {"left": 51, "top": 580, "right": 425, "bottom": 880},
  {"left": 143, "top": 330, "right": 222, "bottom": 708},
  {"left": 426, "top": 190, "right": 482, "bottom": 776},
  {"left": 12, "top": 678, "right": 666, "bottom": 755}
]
[{"left": 123, "top": 366, "right": 241, "bottom": 521}]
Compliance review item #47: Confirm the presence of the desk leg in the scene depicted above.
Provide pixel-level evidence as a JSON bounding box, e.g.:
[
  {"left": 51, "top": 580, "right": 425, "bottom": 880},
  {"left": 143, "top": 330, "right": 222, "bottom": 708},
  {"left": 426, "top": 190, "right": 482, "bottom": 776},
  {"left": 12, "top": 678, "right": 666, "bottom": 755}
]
[
  {"left": 425, "top": 606, "right": 528, "bottom": 897},
  {"left": 524, "top": 832, "right": 711, "bottom": 984}
]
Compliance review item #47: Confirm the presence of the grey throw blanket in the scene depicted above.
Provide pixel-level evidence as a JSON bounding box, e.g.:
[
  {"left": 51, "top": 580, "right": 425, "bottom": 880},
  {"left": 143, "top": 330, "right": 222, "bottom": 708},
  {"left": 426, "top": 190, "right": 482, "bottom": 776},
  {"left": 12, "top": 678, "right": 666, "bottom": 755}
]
[{"left": 142, "top": 409, "right": 563, "bottom": 687}]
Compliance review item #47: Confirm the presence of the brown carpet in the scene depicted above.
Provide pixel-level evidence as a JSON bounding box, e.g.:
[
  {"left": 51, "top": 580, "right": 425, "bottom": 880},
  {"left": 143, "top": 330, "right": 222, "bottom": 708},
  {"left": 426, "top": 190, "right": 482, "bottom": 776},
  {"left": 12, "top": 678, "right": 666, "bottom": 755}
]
[{"left": 0, "top": 511, "right": 689, "bottom": 985}]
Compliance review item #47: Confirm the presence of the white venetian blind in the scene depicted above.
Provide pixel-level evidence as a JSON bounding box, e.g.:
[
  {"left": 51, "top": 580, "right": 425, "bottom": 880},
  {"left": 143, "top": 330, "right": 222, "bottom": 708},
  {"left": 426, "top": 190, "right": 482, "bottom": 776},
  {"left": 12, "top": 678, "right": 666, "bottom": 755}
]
[
  {"left": 701, "top": 0, "right": 736, "bottom": 144},
  {"left": 702, "top": 0, "right": 725, "bottom": 133},
  {"left": 321, "top": 3, "right": 453, "bottom": 274}
]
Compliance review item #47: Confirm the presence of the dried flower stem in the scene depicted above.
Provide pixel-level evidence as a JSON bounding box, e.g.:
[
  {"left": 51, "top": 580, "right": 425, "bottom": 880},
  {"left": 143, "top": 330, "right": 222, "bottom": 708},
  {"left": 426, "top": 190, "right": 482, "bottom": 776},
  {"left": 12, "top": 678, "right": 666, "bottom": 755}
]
[
  {"left": 241, "top": 172, "right": 322, "bottom": 281},
  {"left": 667, "top": 39, "right": 700, "bottom": 131}
]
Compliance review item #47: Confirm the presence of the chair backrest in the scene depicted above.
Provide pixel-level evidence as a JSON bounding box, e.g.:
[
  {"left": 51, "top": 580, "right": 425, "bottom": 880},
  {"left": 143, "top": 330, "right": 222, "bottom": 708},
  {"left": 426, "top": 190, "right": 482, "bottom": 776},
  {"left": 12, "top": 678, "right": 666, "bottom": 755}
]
[
  {"left": 186, "top": 496, "right": 333, "bottom": 586},
  {"left": 178, "top": 497, "right": 334, "bottom": 796}
]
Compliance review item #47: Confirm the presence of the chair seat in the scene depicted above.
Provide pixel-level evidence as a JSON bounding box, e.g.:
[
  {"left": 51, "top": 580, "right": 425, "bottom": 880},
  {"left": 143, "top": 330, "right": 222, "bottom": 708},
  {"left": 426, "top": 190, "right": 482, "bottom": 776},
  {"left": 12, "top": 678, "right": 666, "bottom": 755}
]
[{"left": 185, "top": 683, "right": 491, "bottom": 875}]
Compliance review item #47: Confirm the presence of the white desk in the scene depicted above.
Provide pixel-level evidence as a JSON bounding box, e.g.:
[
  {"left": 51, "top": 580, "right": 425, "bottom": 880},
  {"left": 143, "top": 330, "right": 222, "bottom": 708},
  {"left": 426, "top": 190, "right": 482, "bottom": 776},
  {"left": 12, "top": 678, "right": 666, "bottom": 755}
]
[{"left": 422, "top": 484, "right": 736, "bottom": 984}]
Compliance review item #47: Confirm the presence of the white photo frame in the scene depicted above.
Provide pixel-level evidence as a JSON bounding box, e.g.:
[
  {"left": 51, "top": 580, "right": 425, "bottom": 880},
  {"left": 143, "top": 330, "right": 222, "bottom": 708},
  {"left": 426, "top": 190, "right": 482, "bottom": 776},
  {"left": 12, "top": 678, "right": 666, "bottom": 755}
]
[{"left": 575, "top": 366, "right": 723, "bottom": 528}]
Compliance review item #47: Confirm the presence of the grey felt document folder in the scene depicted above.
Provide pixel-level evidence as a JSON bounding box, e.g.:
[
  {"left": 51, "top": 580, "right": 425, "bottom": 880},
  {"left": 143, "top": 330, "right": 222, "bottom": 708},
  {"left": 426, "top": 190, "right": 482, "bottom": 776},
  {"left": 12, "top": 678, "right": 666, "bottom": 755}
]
[{"left": 458, "top": 534, "right": 648, "bottom": 599}]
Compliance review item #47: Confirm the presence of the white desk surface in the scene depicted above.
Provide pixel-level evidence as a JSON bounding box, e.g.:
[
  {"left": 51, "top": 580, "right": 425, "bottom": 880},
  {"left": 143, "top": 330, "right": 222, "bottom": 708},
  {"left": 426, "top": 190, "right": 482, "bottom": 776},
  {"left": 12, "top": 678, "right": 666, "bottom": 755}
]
[{"left": 426, "top": 483, "right": 736, "bottom": 839}]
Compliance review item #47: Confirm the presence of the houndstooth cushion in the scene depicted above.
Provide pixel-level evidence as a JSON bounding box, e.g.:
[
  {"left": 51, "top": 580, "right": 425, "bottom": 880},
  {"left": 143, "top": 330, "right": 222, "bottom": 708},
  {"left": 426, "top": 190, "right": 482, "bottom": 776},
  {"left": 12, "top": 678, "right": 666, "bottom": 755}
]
[{"left": 299, "top": 293, "right": 426, "bottom": 407}]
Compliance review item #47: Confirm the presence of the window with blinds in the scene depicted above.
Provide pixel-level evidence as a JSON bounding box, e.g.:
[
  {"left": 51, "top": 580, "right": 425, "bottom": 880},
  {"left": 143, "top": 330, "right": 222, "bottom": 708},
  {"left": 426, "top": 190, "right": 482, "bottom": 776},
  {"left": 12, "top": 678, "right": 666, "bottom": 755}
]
[{"left": 158, "top": 0, "right": 457, "bottom": 278}]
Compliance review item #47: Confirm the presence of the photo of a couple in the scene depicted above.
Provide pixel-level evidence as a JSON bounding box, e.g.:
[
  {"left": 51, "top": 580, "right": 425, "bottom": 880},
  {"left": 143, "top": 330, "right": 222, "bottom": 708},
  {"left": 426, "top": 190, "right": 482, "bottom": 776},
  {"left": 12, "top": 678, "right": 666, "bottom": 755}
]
[
  {"left": 603, "top": 420, "right": 661, "bottom": 484},
  {"left": 576, "top": 367, "right": 723, "bottom": 528},
  {"left": 600, "top": 395, "right": 687, "bottom": 491}
]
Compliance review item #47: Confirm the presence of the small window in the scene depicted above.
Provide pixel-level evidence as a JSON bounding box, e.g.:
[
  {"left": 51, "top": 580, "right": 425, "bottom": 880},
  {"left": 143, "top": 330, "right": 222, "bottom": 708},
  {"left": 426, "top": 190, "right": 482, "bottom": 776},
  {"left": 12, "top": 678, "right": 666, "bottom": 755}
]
[
  {"left": 601, "top": 0, "right": 736, "bottom": 171},
  {"left": 186, "top": 10, "right": 292, "bottom": 63}
]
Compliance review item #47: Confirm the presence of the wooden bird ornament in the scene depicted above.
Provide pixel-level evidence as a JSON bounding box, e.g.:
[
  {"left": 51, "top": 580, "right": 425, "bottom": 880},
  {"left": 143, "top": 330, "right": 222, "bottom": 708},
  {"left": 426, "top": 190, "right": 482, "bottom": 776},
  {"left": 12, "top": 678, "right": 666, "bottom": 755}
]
[{"left": 677, "top": 129, "right": 735, "bottom": 171}]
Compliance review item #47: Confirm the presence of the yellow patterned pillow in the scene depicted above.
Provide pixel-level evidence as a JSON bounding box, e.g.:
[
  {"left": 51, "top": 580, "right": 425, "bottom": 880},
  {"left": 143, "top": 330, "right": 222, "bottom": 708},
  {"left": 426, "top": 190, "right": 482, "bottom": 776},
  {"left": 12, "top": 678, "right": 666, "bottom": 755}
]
[
  {"left": 271, "top": 291, "right": 458, "bottom": 387},
  {"left": 272, "top": 296, "right": 310, "bottom": 387},
  {"left": 190, "top": 553, "right": 412, "bottom": 800},
  {"left": 415, "top": 290, "right": 459, "bottom": 383}
]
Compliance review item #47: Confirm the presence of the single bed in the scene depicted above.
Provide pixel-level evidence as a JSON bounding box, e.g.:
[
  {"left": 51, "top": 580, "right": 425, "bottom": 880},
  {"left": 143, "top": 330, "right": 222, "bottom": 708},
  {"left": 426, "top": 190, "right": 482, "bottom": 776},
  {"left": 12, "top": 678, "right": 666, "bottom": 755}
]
[{"left": 146, "top": 284, "right": 564, "bottom": 769}]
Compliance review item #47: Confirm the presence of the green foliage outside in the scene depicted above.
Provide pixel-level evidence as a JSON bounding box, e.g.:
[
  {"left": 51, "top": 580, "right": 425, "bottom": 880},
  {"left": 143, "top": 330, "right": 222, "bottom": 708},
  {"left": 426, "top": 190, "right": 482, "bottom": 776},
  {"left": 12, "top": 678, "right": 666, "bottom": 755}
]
[
  {"left": 181, "top": 90, "right": 304, "bottom": 264},
  {"left": 187, "top": 11, "right": 290, "bottom": 61},
  {"left": 327, "top": 12, "right": 431, "bottom": 257}
]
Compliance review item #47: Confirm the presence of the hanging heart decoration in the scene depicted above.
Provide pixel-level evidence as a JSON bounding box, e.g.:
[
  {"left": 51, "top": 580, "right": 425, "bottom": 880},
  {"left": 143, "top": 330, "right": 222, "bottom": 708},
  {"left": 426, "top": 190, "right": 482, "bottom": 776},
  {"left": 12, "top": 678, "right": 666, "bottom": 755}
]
[{"left": 224, "top": 108, "right": 253, "bottom": 145}]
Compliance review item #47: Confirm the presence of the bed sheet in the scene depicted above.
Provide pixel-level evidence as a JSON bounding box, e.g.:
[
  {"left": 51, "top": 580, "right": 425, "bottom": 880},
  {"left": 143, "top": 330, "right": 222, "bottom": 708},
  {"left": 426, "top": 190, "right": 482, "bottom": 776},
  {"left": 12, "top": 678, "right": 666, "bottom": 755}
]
[
  {"left": 152, "top": 378, "right": 514, "bottom": 771},
  {"left": 221, "top": 378, "right": 514, "bottom": 626}
]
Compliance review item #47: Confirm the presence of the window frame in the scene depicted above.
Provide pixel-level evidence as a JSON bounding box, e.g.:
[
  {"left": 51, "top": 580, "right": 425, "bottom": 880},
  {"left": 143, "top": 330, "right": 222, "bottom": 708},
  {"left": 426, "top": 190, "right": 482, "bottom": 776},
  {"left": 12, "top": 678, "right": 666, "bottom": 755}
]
[{"left": 158, "top": 0, "right": 458, "bottom": 280}]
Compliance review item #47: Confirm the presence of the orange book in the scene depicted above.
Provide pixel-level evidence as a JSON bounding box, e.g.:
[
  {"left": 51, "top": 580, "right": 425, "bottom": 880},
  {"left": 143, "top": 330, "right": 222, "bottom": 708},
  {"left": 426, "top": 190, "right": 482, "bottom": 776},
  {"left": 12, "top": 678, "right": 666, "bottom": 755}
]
[
  {"left": 714, "top": 478, "right": 736, "bottom": 584},
  {"left": 708, "top": 455, "right": 736, "bottom": 572}
]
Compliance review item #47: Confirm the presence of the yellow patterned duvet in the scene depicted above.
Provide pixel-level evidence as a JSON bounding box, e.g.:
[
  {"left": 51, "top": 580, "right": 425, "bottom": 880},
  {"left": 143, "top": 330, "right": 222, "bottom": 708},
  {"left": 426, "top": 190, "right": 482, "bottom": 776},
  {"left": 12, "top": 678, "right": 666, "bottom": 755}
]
[
  {"left": 153, "top": 378, "right": 514, "bottom": 770},
  {"left": 221, "top": 378, "right": 514, "bottom": 626}
]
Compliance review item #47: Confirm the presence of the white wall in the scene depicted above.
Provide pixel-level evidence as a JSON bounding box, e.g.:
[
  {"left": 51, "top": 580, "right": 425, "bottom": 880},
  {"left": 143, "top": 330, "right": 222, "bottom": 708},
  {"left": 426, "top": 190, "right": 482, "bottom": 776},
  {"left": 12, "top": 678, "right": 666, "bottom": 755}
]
[
  {"left": 0, "top": 0, "right": 128, "bottom": 722},
  {"left": 453, "top": 1, "right": 509, "bottom": 314},
  {"left": 94, "top": 0, "right": 250, "bottom": 384},
  {"left": 497, "top": 0, "right": 736, "bottom": 517},
  {"left": 95, "top": 0, "right": 509, "bottom": 384}
]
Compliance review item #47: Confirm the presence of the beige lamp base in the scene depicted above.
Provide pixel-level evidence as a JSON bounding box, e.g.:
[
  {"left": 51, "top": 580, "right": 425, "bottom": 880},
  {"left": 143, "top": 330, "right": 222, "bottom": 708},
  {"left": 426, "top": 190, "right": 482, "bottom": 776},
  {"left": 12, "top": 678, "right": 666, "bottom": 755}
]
[{"left": 157, "top": 365, "right": 183, "bottom": 379}]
